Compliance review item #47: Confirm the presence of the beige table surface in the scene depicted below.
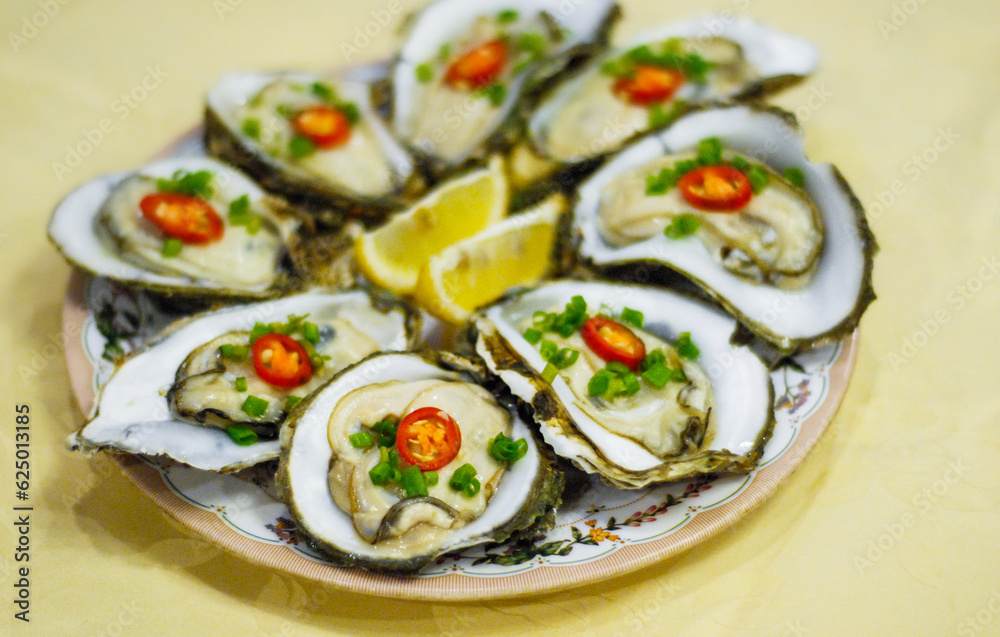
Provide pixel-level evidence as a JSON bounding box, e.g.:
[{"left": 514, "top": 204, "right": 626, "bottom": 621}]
[{"left": 2, "top": 0, "right": 998, "bottom": 634}]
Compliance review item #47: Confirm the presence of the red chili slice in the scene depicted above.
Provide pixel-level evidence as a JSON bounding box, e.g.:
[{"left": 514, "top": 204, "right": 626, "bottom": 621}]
[
  {"left": 445, "top": 39, "right": 507, "bottom": 90},
  {"left": 581, "top": 316, "right": 647, "bottom": 372},
  {"left": 251, "top": 333, "right": 313, "bottom": 389},
  {"left": 396, "top": 407, "right": 462, "bottom": 472},
  {"left": 677, "top": 165, "right": 753, "bottom": 212},
  {"left": 139, "top": 193, "right": 224, "bottom": 244},
  {"left": 291, "top": 105, "right": 352, "bottom": 149},
  {"left": 612, "top": 65, "right": 686, "bottom": 107}
]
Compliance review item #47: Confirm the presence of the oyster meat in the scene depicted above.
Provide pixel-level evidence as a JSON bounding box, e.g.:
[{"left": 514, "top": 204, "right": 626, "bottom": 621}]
[
  {"left": 206, "top": 72, "right": 417, "bottom": 222},
  {"left": 68, "top": 290, "right": 419, "bottom": 472},
  {"left": 474, "top": 280, "right": 774, "bottom": 488},
  {"left": 571, "top": 105, "right": 876, "bottom": 352},
  {"left": 48, "top": 157, "right": 302, "bottom": 302},
  {"left": 277, "top": 351, "right": 562, "bottom": 574}
]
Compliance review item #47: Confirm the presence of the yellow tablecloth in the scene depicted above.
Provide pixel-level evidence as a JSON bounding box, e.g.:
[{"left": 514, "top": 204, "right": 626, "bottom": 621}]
[{"left": 2, "top": 0, "right": 998, "bottom": 634}]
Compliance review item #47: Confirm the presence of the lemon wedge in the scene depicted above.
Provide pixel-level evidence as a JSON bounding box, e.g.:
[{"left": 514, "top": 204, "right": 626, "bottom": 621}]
[
  {"left": 355, "top": 156, "right": 507, "bottom": 294},
  {"left": 413, "top": 195, "right": 565, "bottom": 323}
]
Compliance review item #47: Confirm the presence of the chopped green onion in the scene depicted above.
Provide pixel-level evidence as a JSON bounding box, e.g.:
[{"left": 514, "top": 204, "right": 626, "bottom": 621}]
[
  {"left": 731, "top": 155, "right": 750, "bottom": 172},
  {"left": 523, "top": 328, "right": 543, "bottom": 344},
  {"left": 349, "top": 431, "right": 374, "bottom": 448},
  {"left": 284, "top": 396, "right": 302, "bottom": 411},
  {"left": 621, "top": 307, "right": 644, "bottom": 329},
  {"left": 664, "top": 214, "right": 701, "bottom": 239},
  {"left": 475, "top": 83, "right": 507, "bottom": 107},
  {"left": 488, "top": 433, "right": 529, "bottom": 465},
  {"left": 249, "top": 323, "right": 270, "bottom": 344},
  {"left": 228, "top": 193, "right": 251, "bottom": 218},
  {"left": 533, "top": 311, "right": 556, "bottom": 331},
  {"left": 438, "top": 43, "right": 451, "bottom": 61},
  {"left": 302, "top": 321, "right": 320, "bottom": 344},
  {"left": 219, "top": 343, "right": 248, "bottom": 362},
  {"left": 241, "top": 118, "right": 261, "bottom": 140},
  {"left": 463, "top": 479, "right": 481, "bottom": 498},
  {"left": 372, "top": 418, "right": 398, "bottom": 447},
  {"left": 551, "top": 348, "right": 579, "bottom": 369},
  {"left": 697, "top": 137, "right": 723, "bottom": 166},
  {"left": 587, "top": 369, "right": 612, "bottom": 397},
  {"left": 646, "top": 168, "right": 676, "bottom": 196},
  {"left": 161, "top": 238, "right": 183, "bottom": 258},
  {"left": 541, "top": 363, "right": 559, "bottom": 384},
  {"left": 606, "top": 361, "right": 631, "bottom": 376},
  {"left": 747, "top": 165, "right": 769, "bottom": 194},
  {"left": 539, "top": 340, "right": 558, "bottom": 362},
  {"left": 240, "top": 395, "right": 269, "bottom": 419},
  {"left": 622, "top": 372, "right": 641, "bottom": 395},
  {"left": 648, "top": 99, "right": 687, "bottom": 129},
  {"left": 369, "top": 461, "right": 393, "bottom": 486},
  {"left": 288, "top": 135, "right": 316, "bottom": 158},
  {"left": 310, "top": 81, "right": 337, "bottom": 103},
  {"left": 415, "top": 62, "right": 434, "bottom": 83},
  {"left": 400, "top": 465, "right": 428, "bottom": 498},
  {"left": 156, "top": 169, "right": 215, "bottom": 199},
  {"left": 449, "top": 463, "right": 480, "bottom": 496},
  {"left": 497, "top": 8, "right": 519, "bottom": 23},
  {"left": 783, "top": 167, "right": 806, "bottom": 188},
  {"left": 640, "top": 350, "right": 667, "bottom": 372},
  {"left": 424, "top": 471, "right": 439, "bottom": 487},
  {"left": 517, "top": 31, "right": 547, "bottom": 60},
  {"left": 226, "top": 424, "right": 258, "bottom": 446},
  {"left": 234, "top": 377, "right": 248, "bottom": 392},
  {"left": 274, "top": 103, "right": 295, "bottom": 119},
  {"left": 642, "top": 363, "right": 675, "bottom": 389},
  {"left": 675, "top": 332, "right": 700, "bottom": 359}
]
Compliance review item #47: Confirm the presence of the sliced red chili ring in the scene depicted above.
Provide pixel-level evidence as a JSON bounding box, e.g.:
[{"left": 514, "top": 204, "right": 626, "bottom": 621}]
[
  {"left": 612, "top": 65, "right": 686, "bottom": 107},
  {"left": 580, "top": 316, "right": 647, "bottom": 372},
  {"left": 291, "top": 105, "right": 352, "bottom": 149},
  {"left": 677, "top": 165, "right": 753, "bottom": 212},
  {"left": 139, "top": 193, "right": 224, "bottom": 244},
  {"left": 445, "top": 39, "right": 507, "bottom": 90},
  {"left": 251, "top": 333, "right": 313, "bottom": 389},
  {"left": 396, "top": 407, "right": 462, "bottom": 472}
]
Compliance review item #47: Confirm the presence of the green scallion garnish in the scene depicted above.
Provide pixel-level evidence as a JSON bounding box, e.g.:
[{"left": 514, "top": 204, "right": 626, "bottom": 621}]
[
  {"left": 226, "top": 424, "right": 258, "bottom": 446},
  {"left": 400, "top": 465, "right": 428, "bottom": 498},
  {"left": 288, "top": 135, "right": 316, "bottom": 158},
  {"left": 449, "top": 463, "right": 481, "bottom": 497},
  {"left": 234, "top": 377, "right": 248, "bottom": 392},
  {"left": 541, "top": 363, "right": 558, "bottom": 384},
  {"left": 783, "top": 167, "right": 806, "bottom": 188},
  {"left": 369, "top": 461, "right": 393, "bottom": 486},
  {"left": 523, "top": 328, "right": 543, "bottom": 344},
  {"left": 415, "top": 62, "right": 434, "bottom": 83},
  {"left": 621, "top": 307, "right": 644, "bottom": 329},
  {"left": 747, "top": 165, "right": 769, "bottom": 194},
  {"left": 284, "top": 396, "right": 302, "bottom": 411},
  {"left": 241, "top": 118, "right": 261, "bottom": 140},
  {"left": 156, "top": 169, "right": 215, "bottom": 199},
  {"left": 539, "top": 340, "right": 558, "bottom": 362},
  {"left": 675, "top": 332, "right": 700, "bottom": 359},
  {"left": 497, "top": 9, "right": 519, "bottom": 23},
  {"left": 302, "top": 321, "right": 320, "bottom": 344},
  {"left": 240, "top": 395, "right": 269, "bottom": 418},
  {"left": 697, "top": 137, "right": 723, "bottom": 166},
  {"left": 161, "top": 238, "right": 183, "bottom": 258},
  {"left": 488, "top": 432, "right": 528, "bottom": 465},
  {"left": 664, "top": 214, "right": 700, "bottom": 239},
  {"left": 475, "top": 83, "right": 507, "bottom": 107},
  {"left": 349, "top": 431, "right": 374, "bottom": 448}
]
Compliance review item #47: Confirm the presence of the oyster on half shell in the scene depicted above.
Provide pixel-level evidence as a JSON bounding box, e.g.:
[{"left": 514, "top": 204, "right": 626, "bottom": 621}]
[
  {"left": 206, "top": 71, "right": 418, "bottom": 224},
  {"left": 474, "top": 280, "right": 774, "bottom": 488},
  {"left": 277, "top": 351, "right": 562, "bottom": 574},
  {"left": 48, "top": 157, "right": 303, "bottom": 303},
  {"left": 389, "top": 0, "right": 619, "bottom": 177},
  {"left": 68, "top": 290, "right": 419, "bottom": 472},
  {"left": 571, "top": 105, "right": 876, "bottom": 352}
]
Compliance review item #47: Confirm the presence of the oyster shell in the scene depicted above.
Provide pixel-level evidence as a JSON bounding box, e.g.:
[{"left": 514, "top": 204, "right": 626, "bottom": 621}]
[
  {"left": 389, "top": 0, "right": 619, "bottom": 177},
  {"left": 205, "top": 71, "right": 418, "bottom": 224},
  {"left": 68, "top": 290, "right": 419, "bottom": 472},
  {"left": 473, "top": 280, "right": 775, "bottom": 488},
  {"left": 277, "top": 351, "right": 562, "bottom": 574},
  {"left": 571, "top": 105, "right": 877, "bottom": 352},
  {"left": 48, "top": 157, "right": 303, "bottom": 302}
]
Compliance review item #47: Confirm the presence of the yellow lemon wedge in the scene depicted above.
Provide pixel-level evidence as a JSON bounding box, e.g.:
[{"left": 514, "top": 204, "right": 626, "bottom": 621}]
[
  {"left": 413, "top": 194, "right": 566, "bottom": 324},
  {"left": 355, "top": 156, "right": 508, "bottom": 294}
]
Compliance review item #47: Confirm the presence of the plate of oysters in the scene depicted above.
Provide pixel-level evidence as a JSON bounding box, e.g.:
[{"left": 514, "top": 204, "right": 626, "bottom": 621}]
[{"left": 51, "top": 0, "right": 875, "bottom": 600}]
